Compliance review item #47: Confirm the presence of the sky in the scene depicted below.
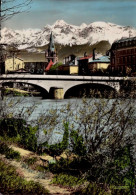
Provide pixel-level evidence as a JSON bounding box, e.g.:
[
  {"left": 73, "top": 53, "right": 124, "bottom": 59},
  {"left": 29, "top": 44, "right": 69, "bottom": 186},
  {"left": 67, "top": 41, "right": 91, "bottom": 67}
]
[{"left": 2, "top": 0, "right": 136, "bottom": 30}]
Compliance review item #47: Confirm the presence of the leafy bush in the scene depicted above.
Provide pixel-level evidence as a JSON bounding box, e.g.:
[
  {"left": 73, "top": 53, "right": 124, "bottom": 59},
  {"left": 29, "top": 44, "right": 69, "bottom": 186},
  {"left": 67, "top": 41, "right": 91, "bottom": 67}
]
[
  {"left": 36, "top": 165, "right": 48, "bottom": 173},
  {"left": 76, "top": 182, "right": 110, "bottom": 195},
  {"left": 0, "top": 159, "right": 49, "bottom": 194},
  {"left": 50, "top": 62, "right": 63, "bottom": 71},
  {"left": 38, "top": 122, "right": 69, "bottom": 157},
  {"left": 48, "top": 157, "right": 68, "bottom": 173},
  {"left": 5, "top": 148, "right": 21, "bottom": 161},
  {"left": 19, "top": 125, "right": 38, "bottom": 152},
  {"left": 52, "top": 173, "right": 86, "bottom": 187},
  {"left": 101, "top": 145, "right": 135, "bottom": 193},
  {"left": 0, "top": 118, "right": 38, "bottom": 152},
  {"left": 0, "top": 141, "right": 9, "bottom": 154},
  {"left": 0, "top": 141, "right": 21, "bottom": 161},
  {"left": 70, "top": 130, "right": 87, "bottom": 156},
  {"left": 24, "top": 156, "right": 38, "bottom": 166},
  {"left": 0, "top": 118, "right": 24, "bottom": 137},
  {"left": 48, "top": 156, "right": 90, "bottom": 175},
  {"left": 73, "top": 182, "right": 130, "bottom": 195}
]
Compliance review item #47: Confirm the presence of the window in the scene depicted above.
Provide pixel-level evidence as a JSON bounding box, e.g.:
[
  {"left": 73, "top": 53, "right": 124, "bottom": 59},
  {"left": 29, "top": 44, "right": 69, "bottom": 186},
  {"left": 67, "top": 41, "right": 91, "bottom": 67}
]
[
  {"left": 128, "top": 56, "right": 131, "bottom": 63},
  {"left": 112, "top": 58, "right": 115, "bottom": 65},
  {"left": 123, "top": 57, "right": 125, "bottom": 64},
  {"left": 132, "top": 56, "right": 135, "bottom": 64}
]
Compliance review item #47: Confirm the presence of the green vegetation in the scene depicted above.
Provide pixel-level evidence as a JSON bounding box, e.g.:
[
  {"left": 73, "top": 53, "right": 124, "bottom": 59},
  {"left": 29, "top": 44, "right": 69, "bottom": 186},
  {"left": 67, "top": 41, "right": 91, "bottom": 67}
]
[
  {"left": 0, "top": 159, "right": 49, "bottom": 194},
  {"left": 75, "top": 182, "right": 130, "bottom": 195},
  {"left": 0, "top": 118, "right": 38, "bottom": 152},
  {"left": 70, "top": 130, "right": 87, "bottom": 156},
  {"left": 52, "top": 173, "right": 86, "bottom": 187},
  {"left": 50, "top": 62, "right": 63, "bottom": 71},
  {"left": 0, "top": 141, "right": 21, "bottom": 161},
  {"left": 0, "top": 97, "right": 135, "bottom": 194},
  {"left": 24, "top": 156, "right": 38, "bottom": 166},
  {"left": 38, "top": 122, "right": 69, "bottom": 157}
]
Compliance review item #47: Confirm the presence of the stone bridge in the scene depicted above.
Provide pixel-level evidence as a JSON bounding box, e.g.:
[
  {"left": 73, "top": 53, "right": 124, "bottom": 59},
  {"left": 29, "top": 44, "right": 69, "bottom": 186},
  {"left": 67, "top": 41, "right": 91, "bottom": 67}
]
[{"left": 0, "top": 74, "right": 135, "bottom": 99}]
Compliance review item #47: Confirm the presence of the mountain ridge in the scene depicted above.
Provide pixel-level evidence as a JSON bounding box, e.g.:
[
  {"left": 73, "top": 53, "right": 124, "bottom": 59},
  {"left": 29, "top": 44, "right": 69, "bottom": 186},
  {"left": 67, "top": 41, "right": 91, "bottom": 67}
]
[{"left": 1, "top": 20, "right": 136, "bottom": 50}]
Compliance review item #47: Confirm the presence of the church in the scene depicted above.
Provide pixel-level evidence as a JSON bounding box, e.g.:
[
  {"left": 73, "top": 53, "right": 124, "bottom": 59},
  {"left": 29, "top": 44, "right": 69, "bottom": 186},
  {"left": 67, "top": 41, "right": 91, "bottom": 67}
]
[{"left": 45, "top": 32, "right": 58, "bottom": 65}]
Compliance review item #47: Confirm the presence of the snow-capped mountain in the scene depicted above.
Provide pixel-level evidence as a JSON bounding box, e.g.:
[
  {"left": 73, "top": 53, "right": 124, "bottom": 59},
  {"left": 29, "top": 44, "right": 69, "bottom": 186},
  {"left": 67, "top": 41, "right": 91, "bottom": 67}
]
[{"left": 1, "top": 20, "right": 136, "bottom": 50}]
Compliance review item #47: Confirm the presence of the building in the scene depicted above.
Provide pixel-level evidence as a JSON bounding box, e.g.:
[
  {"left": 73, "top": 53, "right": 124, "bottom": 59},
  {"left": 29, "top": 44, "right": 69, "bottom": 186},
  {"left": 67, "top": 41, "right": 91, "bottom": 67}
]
[
  {"left": 88, "top": 56, "right": 110, "bottom": 75},
  {"left": 63, "top": 54, "right": 78, "bottom": 75},
  {"left": 25, "top": 61, "right": 47, "bottom": 74},
  {"left": 45, "top": 32, "right": 58, "bottom": 64},
  {"left": 110, "top": 37, "right": 136, "bottom": 75},
  {"left": 78, "top": 53, "right": 93, "bottom": 75},
  {"left": 5, "top": 56, "right": 25, "bottom": 74},
  {"left": 64, "top": 54, "right": 78, "bottom": 65}
]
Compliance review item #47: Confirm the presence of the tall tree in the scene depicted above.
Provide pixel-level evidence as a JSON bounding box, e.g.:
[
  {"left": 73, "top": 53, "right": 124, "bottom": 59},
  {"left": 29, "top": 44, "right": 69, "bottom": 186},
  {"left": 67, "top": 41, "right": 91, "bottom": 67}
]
[
  {"left": 0, "top": 0, "right": 32, "bottom": 74},
  {"left": 0, "top": 0, "right": 32, "bottom": 22}
]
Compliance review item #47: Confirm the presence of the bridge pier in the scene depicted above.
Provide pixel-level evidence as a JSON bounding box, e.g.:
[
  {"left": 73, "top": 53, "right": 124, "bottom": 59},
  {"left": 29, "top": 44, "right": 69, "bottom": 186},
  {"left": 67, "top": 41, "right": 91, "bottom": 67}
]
[{"left": 49, "top": 87, "right": 64, "bottom": 99}]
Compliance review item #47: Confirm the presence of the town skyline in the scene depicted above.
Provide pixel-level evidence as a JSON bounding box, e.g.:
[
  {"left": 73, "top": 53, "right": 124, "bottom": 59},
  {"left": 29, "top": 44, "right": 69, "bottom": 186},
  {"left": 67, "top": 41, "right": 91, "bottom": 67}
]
[{"left": 2, "top": 0, "right": 136, "bottom": 30}]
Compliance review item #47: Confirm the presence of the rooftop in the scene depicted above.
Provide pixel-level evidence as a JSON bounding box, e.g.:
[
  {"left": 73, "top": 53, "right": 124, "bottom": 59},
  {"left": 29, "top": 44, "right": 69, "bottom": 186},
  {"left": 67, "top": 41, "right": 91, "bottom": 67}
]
[
  {"left": 89, "top": 56, "right": 110, "bottom": 63},
  {"left": 111, "top": 36, "right": 136, "bottom": 49},
  {"left": 113, "top": 37, "right": 136, "bottom": 44}
]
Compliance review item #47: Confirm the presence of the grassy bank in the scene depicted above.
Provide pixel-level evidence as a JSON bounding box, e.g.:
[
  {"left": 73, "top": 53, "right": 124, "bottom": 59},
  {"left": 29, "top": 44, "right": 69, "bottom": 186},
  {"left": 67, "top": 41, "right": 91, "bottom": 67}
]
[{"left": 0, "top": 157, "right": 49, "bottom": 195}]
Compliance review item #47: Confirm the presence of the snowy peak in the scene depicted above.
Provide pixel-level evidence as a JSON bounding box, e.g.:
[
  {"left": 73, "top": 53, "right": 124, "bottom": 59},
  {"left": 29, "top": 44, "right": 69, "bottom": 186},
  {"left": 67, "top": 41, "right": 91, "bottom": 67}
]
[
  {"left": 1, "top": 20, "right": 136, "bottom": 49},
  {"left": 80, "top": 23, "right": 87, "bottom": 28},
  {"left": 53, "top": 19, "right": 68, "bottom": 27}
]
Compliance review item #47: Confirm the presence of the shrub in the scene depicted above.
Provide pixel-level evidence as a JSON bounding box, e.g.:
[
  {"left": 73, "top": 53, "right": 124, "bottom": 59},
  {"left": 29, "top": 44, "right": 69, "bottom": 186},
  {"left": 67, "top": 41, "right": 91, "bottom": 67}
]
[
  {"left": 0, "top": 118, "right": 23, "bottom": 137},
  {"left": 73, "top": 183, "right": 129, "bottom": 195},
  {"left": 0, "top": 141, "right": 10, "bottom": 154},
  {"left": 48, "top": 156, "right": 90, "bottom": 176},
  {"left": 0, "top": 141, "right": 21, "bottom": 161},
  {"left": 70, "top": 130, "right": 87, "bottom": 156},
  {"left": 0, "top": 118, "right": 38, "bottom": 152},
  {"left": 24, "top": 156, "right": 38, "bottom": 166},
  {"left": 38, "top": 122, "right": 69, "bottom": 157},
  {"left": 19, "top": 125, "right": 38, "bottom": 152},
  {"left": 50, "top": 62, "right": 63, "bottom": 71},
  {"left": 5, "top": 149, "right": 21, "bottom": 161},
  {"left": 52, "top": 173, "right": 86, "bottom": 187},
  {"left": 76, "top": 182, "right": 110, "bottom": 195}
]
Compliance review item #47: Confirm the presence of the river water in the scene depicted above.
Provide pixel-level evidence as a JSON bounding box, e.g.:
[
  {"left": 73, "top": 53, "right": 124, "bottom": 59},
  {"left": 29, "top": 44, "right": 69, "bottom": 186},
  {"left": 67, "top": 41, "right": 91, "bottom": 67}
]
[
  {"left": 1, "top": 96, "right": 85, "bottom": 143},
  {"left": 1, "top": 96, "right": 136, "bottom": 144}
]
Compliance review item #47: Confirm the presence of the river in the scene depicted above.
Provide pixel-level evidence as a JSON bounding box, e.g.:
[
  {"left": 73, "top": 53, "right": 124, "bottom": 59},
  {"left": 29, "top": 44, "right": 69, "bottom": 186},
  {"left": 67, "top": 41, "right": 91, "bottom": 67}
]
[{"left": 1, "top": 96, "right": 136, "bottom": 144}]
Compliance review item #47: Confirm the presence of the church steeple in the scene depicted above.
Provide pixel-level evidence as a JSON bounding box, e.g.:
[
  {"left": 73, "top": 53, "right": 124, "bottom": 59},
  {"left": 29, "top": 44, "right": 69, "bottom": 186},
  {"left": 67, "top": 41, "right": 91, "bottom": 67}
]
[
  {"left": 45, "top": 32, "right": 58, "bottom": 64},
  {"left": 49, "top": 32, "right": 55, "bottom": 53}
]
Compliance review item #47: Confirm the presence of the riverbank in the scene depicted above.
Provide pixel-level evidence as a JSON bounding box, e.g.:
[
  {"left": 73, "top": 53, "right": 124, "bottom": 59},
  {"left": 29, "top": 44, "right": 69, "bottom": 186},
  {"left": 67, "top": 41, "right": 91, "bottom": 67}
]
[
  {"left": 0, "top": 97, "right": 135, "bottom": 194},
  {"left": 3, "top": 87, "right": 41, "bottom": 96}
]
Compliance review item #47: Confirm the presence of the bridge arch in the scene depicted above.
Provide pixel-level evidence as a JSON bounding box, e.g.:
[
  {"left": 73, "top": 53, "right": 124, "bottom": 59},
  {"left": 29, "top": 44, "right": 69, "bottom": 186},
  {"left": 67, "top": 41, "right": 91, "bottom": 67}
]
[
  {"left": 1, "top": 81, "right": 49, "bottom": 98},
  {"left": 64, "top": 83, "right": 118, "bottom": 98}
]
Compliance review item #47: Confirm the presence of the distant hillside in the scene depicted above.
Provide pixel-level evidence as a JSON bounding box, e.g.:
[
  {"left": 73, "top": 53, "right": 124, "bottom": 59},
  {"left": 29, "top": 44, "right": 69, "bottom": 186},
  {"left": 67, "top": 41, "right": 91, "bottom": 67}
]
[{"left": 18, "top": 41, "right": 111, "bottom": 62}]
